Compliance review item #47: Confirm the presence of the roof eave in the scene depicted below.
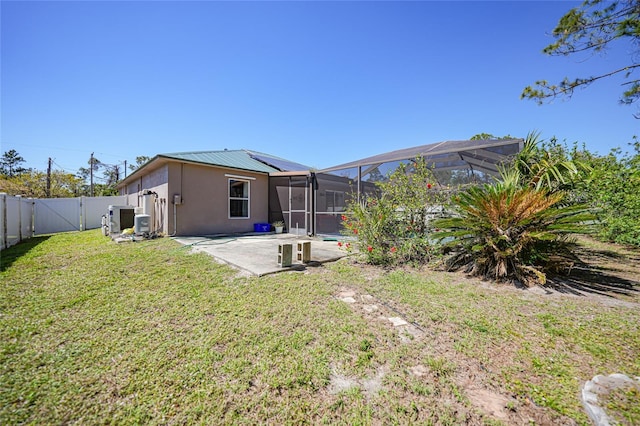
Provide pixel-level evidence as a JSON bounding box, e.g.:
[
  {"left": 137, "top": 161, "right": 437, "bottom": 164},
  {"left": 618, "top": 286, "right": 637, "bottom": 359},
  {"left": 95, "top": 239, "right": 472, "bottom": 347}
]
[{"left": 117, "top": 155, "right": 274, "bottom": 190}]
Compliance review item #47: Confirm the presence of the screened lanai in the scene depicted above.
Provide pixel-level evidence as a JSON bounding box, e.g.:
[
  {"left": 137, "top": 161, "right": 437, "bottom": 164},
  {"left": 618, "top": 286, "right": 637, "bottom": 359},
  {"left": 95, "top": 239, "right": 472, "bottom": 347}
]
[
  {"left": 321, "top": 138, "right": 524, "bottom": 185},
  {"left": 269, "top": 138, "right": 523, "bottom": 236}
]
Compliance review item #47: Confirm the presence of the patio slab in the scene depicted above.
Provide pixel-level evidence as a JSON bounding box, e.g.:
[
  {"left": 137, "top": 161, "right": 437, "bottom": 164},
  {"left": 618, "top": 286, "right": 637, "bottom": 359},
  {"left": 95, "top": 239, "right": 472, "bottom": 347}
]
[{"left": 173, "top": 233, "right": 348, "bottom": 276}]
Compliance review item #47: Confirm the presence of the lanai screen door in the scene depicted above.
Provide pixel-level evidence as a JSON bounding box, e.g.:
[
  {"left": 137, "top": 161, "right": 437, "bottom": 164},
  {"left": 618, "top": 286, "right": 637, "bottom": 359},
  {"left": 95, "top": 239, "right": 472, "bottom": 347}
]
[
  {"left": 269, "top": 175, "right": 311, "bottom": 235},
  {"left": 289, "top": 176, "right": 308, "bottom": 235}
]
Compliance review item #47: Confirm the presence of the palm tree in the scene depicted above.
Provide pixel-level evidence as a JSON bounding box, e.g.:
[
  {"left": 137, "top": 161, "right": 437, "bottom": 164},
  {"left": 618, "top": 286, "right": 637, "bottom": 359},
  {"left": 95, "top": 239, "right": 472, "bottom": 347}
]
[
  {"left": 435, "top": 163, "right": 594, "bottom": 286},
  {"left": 509, "top": 131, "right": 587, "bottom": 192}
]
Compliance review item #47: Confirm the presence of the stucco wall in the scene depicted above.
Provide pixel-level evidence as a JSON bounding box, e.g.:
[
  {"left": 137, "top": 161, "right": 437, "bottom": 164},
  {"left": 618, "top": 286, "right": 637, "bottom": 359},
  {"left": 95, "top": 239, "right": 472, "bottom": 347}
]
[
  {"left": 167, "top": 162, "right": 270, "bottom": 236},
  {"left": 120, "top": 161, "right": 270, "bottom": 236},
  {"left": 122, "top": 165, "right": 170, "bottom": 234}
]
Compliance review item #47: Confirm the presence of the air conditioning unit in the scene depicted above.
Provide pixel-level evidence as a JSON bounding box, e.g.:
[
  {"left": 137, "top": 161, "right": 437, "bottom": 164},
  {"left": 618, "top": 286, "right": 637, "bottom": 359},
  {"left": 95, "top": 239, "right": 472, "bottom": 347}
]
[
  {"left": 108, "top": 205, "right": 135, "bottom": 234},
  {"left": 134, "top": 214, "right": 151, "bottom": 234}
]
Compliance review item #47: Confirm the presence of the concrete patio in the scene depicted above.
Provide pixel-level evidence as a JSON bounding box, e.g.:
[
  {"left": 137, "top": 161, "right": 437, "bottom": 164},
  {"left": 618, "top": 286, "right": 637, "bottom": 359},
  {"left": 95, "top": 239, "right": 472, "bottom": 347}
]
[{"left": 173, "top": 233, "right": 348, "bottom": 276}]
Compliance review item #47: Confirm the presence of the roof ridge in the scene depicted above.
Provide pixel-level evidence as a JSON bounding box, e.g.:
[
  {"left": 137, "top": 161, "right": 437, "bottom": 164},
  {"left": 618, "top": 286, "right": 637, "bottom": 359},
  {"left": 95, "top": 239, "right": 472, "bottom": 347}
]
[{"left": 161, "top": 148, "right": 243, "bottom": 156}]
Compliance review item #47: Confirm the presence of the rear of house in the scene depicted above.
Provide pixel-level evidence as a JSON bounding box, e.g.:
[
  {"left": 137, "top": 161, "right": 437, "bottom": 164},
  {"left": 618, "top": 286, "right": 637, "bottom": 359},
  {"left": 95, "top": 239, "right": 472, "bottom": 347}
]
[
  {"left": 117, "top": 139, "right": 522, "bottom": 237},
  {"left": 117, "top": 150, "right": 289, "bottom": 236}
]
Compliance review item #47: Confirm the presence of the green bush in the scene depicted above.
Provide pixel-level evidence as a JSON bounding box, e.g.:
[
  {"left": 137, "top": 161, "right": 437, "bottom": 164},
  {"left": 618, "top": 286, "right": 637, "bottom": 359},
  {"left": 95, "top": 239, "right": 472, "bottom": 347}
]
[
  {"left": 434, "top": 173, "right": 593, "bottom": 286},
  {"left": 573, "top": 141, "right": 640, "bottom": 246},
  {"left": 434, "top": 133, "right": 595, "bottom": 286},
  {"left": 341, "top": 157, "right": 450, "bottom": 266}
]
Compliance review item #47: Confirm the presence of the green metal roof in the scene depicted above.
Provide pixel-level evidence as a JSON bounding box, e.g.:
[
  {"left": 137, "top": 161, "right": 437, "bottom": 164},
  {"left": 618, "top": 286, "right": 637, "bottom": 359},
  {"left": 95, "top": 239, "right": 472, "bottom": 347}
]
[{"left": 158, "top": 150, "right": 279, "bottom": 173}]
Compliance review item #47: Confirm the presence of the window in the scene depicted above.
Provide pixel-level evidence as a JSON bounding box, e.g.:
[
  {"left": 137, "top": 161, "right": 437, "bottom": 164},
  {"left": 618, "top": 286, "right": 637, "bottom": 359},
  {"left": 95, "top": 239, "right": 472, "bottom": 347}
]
[{"left": 229, "top": 179, "right": 249, "bottom": 218}]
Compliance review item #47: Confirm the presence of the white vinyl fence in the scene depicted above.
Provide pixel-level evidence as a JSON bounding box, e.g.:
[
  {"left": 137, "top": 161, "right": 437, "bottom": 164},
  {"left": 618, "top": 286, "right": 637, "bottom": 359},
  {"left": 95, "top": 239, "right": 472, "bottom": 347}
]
[{"left": 1, "top": 193, "right": 127, "bottom": 250}]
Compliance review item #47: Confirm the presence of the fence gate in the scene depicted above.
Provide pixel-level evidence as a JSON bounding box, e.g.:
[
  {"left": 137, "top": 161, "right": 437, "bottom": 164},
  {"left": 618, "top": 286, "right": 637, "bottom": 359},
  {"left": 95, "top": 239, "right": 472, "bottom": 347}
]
[
  {"left": 34, "top": 198, "right": 82, "bottom": 235},
  {"left": 1, "top": 194, "right": 128, "bottom": 249}
]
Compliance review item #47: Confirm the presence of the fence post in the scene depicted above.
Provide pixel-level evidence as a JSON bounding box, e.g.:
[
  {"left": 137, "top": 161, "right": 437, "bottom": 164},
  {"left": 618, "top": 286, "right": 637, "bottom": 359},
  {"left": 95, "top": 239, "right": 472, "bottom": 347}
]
[
  {"left": 1, "top": 193, "right": 7, "bottom": 249},
  {"left": 29, "top": 199, "right": 35, "bottom": 239},
  {"left": 16, "top": 195, "right": 22, "bottom": 243},
  {"left": 81, "top": 196, "right": 85, "bottom": 231}
]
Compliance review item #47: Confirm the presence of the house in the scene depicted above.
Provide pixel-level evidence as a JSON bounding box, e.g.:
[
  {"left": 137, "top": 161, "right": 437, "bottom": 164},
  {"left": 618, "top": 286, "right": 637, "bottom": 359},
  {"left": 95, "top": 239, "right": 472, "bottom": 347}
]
[
  {"left": 117, "top": 149, "right": 308, "bottom": 236},
  {"left": 118, "top": 138, "right": 523, "bottom": 237}
]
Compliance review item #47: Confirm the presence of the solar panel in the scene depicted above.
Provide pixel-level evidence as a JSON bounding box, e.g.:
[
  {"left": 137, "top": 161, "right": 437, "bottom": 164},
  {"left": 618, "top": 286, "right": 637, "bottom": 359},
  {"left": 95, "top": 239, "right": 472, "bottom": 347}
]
[{"left": 247, "top": 151, "right": 310, "bottom": 172}]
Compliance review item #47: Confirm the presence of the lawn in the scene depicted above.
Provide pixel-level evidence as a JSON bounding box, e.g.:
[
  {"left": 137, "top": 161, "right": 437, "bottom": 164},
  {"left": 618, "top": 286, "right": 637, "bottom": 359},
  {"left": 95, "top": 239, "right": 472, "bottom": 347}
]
[{"left": 1, "top": 230, "right": 639, "bottom": 424}]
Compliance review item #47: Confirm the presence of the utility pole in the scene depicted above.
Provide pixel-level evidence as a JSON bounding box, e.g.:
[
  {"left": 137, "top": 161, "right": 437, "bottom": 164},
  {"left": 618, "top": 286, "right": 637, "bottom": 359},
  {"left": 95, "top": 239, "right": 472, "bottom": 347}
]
[
  {"left": 90, "top": 152, "right": 94, "bottom": 197},
  {"left": 124, "top": 160, "right": 127, "bottom": 179},
  {"left": 46, "top": 157, "right": 52, "bottom": 197}
]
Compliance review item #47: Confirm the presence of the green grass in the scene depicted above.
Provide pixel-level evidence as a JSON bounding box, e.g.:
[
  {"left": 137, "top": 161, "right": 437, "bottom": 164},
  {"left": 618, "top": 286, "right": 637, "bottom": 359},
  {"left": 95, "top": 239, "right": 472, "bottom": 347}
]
[
  {"left": 603, "top": 384, "right": 640, "bottom": 425},
  {"left": 1, "top": 230, "right": 639, "bottom": 424}
]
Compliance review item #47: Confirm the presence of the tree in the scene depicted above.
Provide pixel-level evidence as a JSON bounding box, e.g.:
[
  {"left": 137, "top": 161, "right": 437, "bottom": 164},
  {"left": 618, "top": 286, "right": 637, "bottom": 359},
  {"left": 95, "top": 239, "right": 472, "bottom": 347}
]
[
  {"left": 1, "top": 150, "right": 28, "bottom": 177},
  {"left": 102, "top": 164, "right": 120, "bottom": 187},
  {"left": 364, "top": 166, "right": 385, "bottom": 182},
  {"left": 0, "top": 170, "right": 83, "bottom": 198},
  {"left": 434, "top": 134, "right": 594, "bottom": 286},
  {"left": 522, "top": 0, "right": 640, "bottom": 115},
  {"left": 469, "top": 133, "right": 514, "bottom": 140},
  {"left": 77, "top": 155, "right": 100, "bottom": 182},
  {"left": 572, "top": 139, "right": 640, "bottom": 245},
  {"left": 76, "top": 155, "right": 121, "bottom": 196},
  {"left": 508, "top": 131, "right": 586, "bottom": 193},
  {"left": 129, "top": 155, "right": 151, "bottom": 172}
]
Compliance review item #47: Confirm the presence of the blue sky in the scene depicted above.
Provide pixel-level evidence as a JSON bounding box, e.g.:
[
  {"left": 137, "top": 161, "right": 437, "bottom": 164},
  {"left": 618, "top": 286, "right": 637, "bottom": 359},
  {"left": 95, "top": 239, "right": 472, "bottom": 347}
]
[{"left": 2, "top": 0, "right": 638, "bottom": 177}]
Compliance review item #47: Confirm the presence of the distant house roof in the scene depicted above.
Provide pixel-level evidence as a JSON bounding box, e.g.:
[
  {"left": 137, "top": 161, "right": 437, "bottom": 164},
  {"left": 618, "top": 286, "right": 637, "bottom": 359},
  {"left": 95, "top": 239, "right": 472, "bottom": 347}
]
[{"left": 320, "top": 138, "right": 524, "bottom": 175}]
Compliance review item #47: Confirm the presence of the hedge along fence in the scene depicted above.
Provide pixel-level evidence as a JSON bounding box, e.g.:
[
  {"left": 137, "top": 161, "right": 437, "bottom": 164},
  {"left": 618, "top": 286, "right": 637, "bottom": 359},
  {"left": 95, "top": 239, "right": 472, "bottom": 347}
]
[{"left": 0, "top": 193, "right": 126, "bottom": 250}]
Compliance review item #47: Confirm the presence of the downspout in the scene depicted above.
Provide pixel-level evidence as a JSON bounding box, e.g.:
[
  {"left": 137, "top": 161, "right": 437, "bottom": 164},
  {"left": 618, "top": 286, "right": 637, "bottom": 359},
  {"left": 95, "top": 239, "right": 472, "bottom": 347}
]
[
  {"left": 169, "top": 163, "right": 183, "bottom": 237},
  {"left": 170, "top": 201, "right": 178, "bottom": 236}
]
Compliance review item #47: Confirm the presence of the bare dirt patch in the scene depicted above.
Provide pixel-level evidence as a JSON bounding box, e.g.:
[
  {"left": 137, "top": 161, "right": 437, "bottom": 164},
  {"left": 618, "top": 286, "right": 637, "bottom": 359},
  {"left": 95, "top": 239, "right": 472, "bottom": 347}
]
[{"left": 328, "top": 364, "right": 387, "bottom": 398}]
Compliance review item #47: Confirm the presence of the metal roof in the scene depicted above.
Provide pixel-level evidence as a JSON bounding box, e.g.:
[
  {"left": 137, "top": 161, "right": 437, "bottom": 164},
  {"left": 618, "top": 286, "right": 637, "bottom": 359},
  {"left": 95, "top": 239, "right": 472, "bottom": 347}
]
[
  {"left": 158, "top": 150, "right": 280, "bottom": 173},
  {"left": 319, "top": 138, "right": 524, "bottom": 175},
  {"left": 117, "top": 148, "right": 312, "bottom": 189}
]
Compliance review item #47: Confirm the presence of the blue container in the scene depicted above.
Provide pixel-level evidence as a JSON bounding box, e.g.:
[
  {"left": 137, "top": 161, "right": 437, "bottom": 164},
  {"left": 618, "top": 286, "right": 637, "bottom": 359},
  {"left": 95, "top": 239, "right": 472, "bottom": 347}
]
[{"left": 254, "top": 223, "right": 271, "bottom": 232}]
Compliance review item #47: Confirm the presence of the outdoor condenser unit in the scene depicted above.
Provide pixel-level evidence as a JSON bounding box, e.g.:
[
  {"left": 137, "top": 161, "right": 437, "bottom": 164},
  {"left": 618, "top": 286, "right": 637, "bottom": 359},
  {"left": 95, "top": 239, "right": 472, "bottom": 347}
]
[
  {"left": 108, "top": 205, "right": 135, "bottom": 234},
  {"left": 134, "top": 214, "right": 151, "bottom": 234}
]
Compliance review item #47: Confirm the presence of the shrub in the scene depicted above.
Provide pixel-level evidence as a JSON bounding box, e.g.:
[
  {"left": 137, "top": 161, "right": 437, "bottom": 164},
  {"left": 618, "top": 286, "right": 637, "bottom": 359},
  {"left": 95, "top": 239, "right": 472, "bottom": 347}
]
[
  {"left": 434, "top": 172, "right": 594, "bottom": 286},
  {"left": 516, "top": 133, "right": 640, "bottom": 247},
  {"left": 573, "top": 141, "right": 640, "bottom": 246},
  {"left": 342, "top": 157, "right": 450, "bottom": 266}
]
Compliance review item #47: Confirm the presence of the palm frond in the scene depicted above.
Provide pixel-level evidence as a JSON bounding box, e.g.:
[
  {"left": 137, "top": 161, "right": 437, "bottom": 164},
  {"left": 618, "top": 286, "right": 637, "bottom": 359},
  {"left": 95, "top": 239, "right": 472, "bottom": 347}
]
[{"left": 434, "top": 180, "right": 593, "bottom": 286}]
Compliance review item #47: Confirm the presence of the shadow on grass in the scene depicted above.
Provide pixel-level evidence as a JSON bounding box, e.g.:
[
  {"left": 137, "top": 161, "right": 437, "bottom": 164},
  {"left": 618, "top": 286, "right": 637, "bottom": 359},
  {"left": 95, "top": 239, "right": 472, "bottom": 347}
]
[
  {"left": 0, "top": 236, "right": 50, "bottom": 272},
  {"left": 578, "top": 248, "right": 640, "bottom": 267},
  {"left": 546, "top": 266, "right": 639, "bottom": 298},
  {"left": 544, "top": 238, "right": 640, "bottom": 298}
]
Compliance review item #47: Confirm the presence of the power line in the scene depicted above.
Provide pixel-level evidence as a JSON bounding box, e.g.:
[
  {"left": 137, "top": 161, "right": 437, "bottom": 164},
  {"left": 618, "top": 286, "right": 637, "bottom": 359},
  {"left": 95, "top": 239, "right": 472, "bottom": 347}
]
[
  {"left": 13, "top": 143, "right": 130, "bottom": 159},
  {"left": 51, "top": 160, "right": 81, "bottom": 174}
]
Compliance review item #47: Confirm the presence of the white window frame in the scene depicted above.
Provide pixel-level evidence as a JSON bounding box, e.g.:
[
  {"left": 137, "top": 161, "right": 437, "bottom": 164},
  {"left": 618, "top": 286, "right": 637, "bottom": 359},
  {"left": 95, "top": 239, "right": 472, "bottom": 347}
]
[{"left": 228, "top": 177, "right": 250, "bottom": 219}]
